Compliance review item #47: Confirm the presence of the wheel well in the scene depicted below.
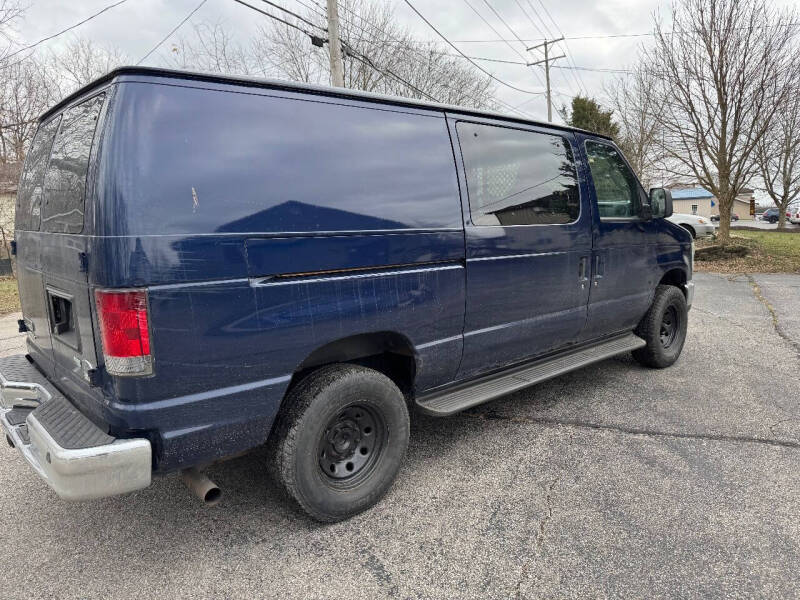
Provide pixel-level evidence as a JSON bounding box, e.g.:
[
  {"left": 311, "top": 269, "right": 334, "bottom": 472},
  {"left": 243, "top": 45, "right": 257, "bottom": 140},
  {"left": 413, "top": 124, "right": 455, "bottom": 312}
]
[
  {"left": 679, "top": 223, "right": 696, "bottom": 238},
  {"left": 659, "top": 268, "right": 687, "bottom": 290},
  {"left": 288, "top": 332, "right": 417, "bottom": 397}
]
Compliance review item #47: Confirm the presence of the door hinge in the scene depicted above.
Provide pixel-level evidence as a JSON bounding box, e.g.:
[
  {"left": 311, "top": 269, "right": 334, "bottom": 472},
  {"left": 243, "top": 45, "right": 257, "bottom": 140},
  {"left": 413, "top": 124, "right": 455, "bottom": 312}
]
[
  {"left": 78, "top": 252, "right": 89, "bottom": 273},
  {"left": 10, "top": 240, "right": 16, "bottom": 256}
]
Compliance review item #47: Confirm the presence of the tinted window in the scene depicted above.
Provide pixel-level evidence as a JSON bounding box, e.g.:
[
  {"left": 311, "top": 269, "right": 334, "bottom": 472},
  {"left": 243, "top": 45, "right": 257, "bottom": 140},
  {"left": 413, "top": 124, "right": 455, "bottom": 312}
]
[
  {"left": 585, "top": 141, "right": 641, "bottom": 219},
  {"left": 15, "top": 117, "right": 61, "bottom": 231},
  {"left": 457, "top": 122, "right": 580, "bottom": 226},
  {"left": 104, "top": 85, "right": 461, "bottom": 235},
  {"left": 41, "top": 94, "right": 105, "bottom": 233}
]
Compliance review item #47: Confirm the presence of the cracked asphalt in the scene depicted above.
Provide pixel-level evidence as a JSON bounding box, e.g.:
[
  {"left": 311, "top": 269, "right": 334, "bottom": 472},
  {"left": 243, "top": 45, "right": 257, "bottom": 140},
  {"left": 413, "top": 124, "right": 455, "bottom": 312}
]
[{"left": 0, "top": 272, "right": 799, "bottom": 599}]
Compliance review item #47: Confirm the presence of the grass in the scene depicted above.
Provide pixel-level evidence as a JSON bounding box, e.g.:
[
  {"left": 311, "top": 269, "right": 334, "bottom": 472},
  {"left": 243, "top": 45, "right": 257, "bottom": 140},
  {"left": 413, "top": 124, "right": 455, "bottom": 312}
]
[
  {"left": 695, "top": 230, "right": 800, "bottom": 274},
  {"left": 0, "top": 277, "right": 19, "bottom": 316}
]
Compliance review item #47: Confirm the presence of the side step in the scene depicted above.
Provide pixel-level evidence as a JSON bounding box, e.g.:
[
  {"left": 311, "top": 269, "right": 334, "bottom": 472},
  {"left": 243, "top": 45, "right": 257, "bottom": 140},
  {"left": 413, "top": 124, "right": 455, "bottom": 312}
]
[{"left": 416, "top": 333, "right": 645, "bottom": 416}]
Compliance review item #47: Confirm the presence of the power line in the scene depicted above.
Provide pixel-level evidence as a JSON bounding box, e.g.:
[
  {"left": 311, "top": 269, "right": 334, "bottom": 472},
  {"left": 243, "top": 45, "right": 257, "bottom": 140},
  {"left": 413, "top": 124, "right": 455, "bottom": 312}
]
[
  {"left": 3, "top": 0, "right": 129, "bottom": 62},
  {"left": 259, "top": 0, "right": 325, "bottom": 31},
  {"left": 533, "top": 0, "right": 588, "bottom": 95},
  {"left": 326, "top": 0, "right": 545, "bottom": 109},
  {"left": 231, "top": 0, "right": 316, "bottom": 37},
  {"left": 236, "top": 0, "right": 544, "bottom": 119},
  {"left": 462, "top": 0, "right": 528, "bottom": 63},
  {"left": 481, "top": 0, "right": 529, "bottom": 51},
  {"left": 442, "top": 21, "right": 800, "bottom": 43},
  {"left": 235, "top": 0, "right": 496, "bottom": 110},
  {"left": 138, "top": 0, "right": 209, "bottom": 65},
  {"left": 402, "top": 0, "right": 547, "bottom": 96},
  {"left": 551, "top": 65, "right": 632, "bottom": 74},
  {"left": 342, "top": 43, "right": 439, "bottom": 102},
  {"left": 517, "top": 0, "right": 578, "bottom": 97},
  {"left": 293, "top": 0, "right": 327, "bottom": 21},
  {"left": 523, "top": 0, "right": 553, "bottom": 38},
  {"left": 513, "top": 0, "right": 545, "bottom": 38}
]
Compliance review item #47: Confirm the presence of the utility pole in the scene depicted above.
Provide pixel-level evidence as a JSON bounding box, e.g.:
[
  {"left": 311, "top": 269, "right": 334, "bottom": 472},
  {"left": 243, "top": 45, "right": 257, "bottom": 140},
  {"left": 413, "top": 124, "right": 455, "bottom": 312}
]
[
  {"left": 527, "top": 37, "right": 565, "bottom": 123},
  {"left": 326, "top": 0, "right": 345, "bottom": 87}
]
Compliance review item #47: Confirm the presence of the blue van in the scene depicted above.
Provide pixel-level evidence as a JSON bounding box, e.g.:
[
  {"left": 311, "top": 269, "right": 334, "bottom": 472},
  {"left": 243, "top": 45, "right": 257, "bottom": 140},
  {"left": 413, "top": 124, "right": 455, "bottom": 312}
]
[{"left": 0, "top": 67, "right": 693, "bottom": 521}]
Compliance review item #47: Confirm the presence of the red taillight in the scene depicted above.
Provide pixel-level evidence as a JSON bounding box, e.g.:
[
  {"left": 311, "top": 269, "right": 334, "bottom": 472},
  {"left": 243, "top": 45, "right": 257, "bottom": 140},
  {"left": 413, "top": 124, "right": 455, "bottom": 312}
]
[{"left": 94, "top": 289, "right": 153, "bottom": 376}]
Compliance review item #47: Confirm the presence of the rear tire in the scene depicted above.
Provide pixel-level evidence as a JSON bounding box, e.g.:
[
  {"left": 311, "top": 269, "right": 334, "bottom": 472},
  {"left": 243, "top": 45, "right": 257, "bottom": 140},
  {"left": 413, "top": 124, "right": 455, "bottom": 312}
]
[
  {"left": 268, "top": 364, "right": 410, "bottom": 522},
  {"left": 632, "top": 285, "right": 688, "bottom": 369}
]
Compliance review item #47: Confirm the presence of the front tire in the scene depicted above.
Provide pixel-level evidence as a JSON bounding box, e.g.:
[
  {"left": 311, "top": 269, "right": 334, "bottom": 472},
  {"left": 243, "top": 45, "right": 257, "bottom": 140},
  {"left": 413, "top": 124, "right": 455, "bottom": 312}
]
[
  {"left": 268, "top": 364, "right": 410, "bottom": 522},
  {"left": 632, "top": 285, "right": 688, "bottom": 368}
]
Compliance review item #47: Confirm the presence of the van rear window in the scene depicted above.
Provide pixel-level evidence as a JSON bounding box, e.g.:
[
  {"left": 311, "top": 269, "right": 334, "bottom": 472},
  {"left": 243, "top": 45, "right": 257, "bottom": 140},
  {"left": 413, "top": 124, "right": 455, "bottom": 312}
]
[
  {"left": 15, "top": 117, "right": 61, "bottom": 231},
  {"left": 41, "top": 94, "right": 105, "bottom": 234}
]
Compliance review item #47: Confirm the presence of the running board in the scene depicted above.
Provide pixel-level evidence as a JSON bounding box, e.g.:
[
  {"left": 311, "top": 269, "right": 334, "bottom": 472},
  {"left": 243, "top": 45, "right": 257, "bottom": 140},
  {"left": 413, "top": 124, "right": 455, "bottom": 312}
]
[{"left": 415, "top": 333, "right": 646, "bottom": 416}]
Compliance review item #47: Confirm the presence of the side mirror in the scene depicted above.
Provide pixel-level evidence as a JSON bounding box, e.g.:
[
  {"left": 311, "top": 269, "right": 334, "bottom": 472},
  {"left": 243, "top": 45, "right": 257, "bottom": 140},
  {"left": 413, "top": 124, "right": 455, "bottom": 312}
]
[{"left": 649, "top": 188, "right": 673, "bottom": 219}]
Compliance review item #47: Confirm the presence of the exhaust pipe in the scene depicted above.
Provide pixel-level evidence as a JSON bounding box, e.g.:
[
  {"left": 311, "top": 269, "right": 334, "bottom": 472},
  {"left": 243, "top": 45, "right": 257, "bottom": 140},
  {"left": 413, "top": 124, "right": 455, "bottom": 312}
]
[{"left": 181, "top": 467, "right": 222, "bottom": 506}]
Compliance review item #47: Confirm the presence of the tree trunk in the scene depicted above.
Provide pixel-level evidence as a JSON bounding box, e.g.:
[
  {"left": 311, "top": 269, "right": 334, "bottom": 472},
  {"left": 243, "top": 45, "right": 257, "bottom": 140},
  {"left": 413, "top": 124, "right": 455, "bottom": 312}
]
[
  {"left": 778, "top": 211, "right": 787, "bottom": 230},
  {"left": 0, "top": 227, "right": 13, "bottom": 278},
  {"left": 716, "top": 193, "right": 733, "bottom": 245}
]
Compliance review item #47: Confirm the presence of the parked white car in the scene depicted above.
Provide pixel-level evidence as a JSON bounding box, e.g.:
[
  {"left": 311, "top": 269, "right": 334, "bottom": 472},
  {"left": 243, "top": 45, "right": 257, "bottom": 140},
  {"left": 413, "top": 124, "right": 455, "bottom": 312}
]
[
  {"left": 666, "top": 213, "right": 715, "bottom": 239},
  {"left": 790, "top": 208, "right": 800, "bottom": 225}
]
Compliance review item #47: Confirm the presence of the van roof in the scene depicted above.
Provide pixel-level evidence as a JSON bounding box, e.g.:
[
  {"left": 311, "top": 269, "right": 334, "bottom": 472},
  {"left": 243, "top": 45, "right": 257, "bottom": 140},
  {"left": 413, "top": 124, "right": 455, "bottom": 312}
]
[{"left": 41, "top": 66, "right": 612, "bottom": 140}]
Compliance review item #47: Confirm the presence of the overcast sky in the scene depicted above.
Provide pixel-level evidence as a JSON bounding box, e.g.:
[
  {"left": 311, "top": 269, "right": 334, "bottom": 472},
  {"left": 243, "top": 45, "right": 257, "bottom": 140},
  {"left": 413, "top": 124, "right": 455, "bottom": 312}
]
[
  {"left": 13, "top": 0, "right": 678, "bottom": 123},
  {"left": 12, "top": 0, "right": 798, "bottom": 126}
]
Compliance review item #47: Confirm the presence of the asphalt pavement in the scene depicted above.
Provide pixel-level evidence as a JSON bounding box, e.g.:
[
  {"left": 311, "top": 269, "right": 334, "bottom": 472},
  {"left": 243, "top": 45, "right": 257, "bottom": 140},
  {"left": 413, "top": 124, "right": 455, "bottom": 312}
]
[
  {"left": 0, "top": 272, "right": 798, "bottom": 599},
  {"left": 731, "top": 220, "right": 800, "bottom": 231}
]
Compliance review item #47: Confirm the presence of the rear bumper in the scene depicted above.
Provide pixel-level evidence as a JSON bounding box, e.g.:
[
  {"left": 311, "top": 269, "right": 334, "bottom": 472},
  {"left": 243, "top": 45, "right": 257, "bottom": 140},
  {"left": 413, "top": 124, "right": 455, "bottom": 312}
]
[{"left": 0, "top": 355, "right": 151, "bottom": 501}]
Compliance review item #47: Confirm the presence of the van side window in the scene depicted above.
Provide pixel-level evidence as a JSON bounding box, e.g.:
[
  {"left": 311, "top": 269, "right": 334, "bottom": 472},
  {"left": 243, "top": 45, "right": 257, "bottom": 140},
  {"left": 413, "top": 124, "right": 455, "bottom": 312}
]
[
  {"left": 106, "top": 87, "right": 461, "bottom": 235},
  {"left": 585, "top": 141, "right": 641, "bottom": 219},
  {"left": 457, "top": 122, "right": 580, "bottom": 226},
  {"left": 15, "top": 117, "right": 61, "bottom": 231},
  {"left": 41, "top": 93, "right": 105, "bottom": 234}
]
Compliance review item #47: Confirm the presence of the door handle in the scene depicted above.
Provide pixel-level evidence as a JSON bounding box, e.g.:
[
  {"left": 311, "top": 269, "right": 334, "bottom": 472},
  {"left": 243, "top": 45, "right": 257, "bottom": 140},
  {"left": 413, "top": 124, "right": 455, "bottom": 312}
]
[
  {"left": 594, "top": 255, "right": 604, "bottom": 278},
  {"left": 578, "top": 257, "right": 588, "bottom": 281}
]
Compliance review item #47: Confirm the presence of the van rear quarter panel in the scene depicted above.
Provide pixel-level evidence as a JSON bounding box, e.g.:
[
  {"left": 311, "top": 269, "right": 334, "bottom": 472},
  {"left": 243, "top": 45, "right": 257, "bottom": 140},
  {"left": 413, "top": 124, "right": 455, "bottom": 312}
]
[{"left": 92, "top": 79, "right": 465, "bottom": 471}]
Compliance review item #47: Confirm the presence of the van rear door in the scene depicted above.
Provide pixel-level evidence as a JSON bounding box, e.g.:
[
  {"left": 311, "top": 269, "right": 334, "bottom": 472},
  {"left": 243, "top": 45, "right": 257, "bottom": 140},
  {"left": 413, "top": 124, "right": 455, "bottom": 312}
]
[
  {"left": 15, "top": 117, "right": 62, "bottom": 372},
  {"left": 15, "top": 93, "right": 106, "bottom": 392}
]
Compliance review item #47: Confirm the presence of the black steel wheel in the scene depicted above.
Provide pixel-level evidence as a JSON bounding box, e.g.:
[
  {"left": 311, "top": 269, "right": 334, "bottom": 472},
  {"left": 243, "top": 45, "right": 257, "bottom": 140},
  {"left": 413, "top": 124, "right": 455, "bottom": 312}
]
[
  {"left": 659, "top": 305, "right": 680, "bottom": 349},
  {"left": 268, "top": 364, "right": 410, "bottom": 522},
  {"left": 633, "top": 284, "right": 688, "bottom": 368},
  {"left": 318, "top": 404, "right": 385, "bottom": 484}
]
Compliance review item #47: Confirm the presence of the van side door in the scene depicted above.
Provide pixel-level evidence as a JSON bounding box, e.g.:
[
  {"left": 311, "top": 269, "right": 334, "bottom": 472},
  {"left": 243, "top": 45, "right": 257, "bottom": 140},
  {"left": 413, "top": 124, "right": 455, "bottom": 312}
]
[
  {"left": 451, "top": 117, "right": 592, "bottom": 379},
  {"left": 578, "top": 137, "right": 658, "bottom": 340}
]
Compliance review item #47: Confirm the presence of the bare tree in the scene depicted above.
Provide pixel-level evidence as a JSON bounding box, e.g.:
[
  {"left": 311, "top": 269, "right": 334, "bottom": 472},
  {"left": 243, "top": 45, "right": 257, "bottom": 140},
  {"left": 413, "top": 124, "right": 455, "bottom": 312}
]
[
  {"left": 756, "top": 89, "right": 800, "bottom": 230},
  {"left": 0, "top": 57, "right": 59, "bottom": 167},
  {"left": 170, "top": 0, "right": 495, "bottom": 109},
  {"left": 49, "top": 36, "right": 127, "bottom": 95},
  {"left": 606, "top": 64, "right": 666, "bottom": 190},
  {"left": 0, "top": 0, "right": 24, "bottom": 64},
  {"left": 646, "top": 0, "right": 797, "bottom": 244},
  {"left": 169, "top": 22, "right": 252, "bottom": 76}
]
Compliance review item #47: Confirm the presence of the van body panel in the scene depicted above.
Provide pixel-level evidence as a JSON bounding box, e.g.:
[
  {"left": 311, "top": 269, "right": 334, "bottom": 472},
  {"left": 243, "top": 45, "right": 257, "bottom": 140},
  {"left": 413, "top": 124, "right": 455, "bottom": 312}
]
[{"left": 243, "top": 231, "right": 463, "bottom": 279}]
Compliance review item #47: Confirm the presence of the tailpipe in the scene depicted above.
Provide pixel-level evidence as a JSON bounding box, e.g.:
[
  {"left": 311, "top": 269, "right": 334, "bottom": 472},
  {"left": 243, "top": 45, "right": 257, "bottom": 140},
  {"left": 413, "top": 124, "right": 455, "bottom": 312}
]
[{"left": 181, "top": 467, "right": 222, "bottom": 506}]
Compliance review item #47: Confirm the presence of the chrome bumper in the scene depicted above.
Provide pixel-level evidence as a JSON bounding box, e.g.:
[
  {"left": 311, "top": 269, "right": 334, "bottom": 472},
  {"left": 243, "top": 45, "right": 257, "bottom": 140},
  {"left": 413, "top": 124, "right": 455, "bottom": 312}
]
[
  {"left": 0, "top": 355, "right": 151, "bottom": 501},
  {"left": 684, "top": 281, "right": 695, "bottom": 309}
]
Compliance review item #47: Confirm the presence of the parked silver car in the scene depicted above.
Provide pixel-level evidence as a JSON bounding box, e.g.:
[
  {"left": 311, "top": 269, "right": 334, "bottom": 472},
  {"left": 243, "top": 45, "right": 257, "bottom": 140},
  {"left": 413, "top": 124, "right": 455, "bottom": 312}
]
[{"left": 666, "top": 213, "right": 715, "bottom": 239}]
